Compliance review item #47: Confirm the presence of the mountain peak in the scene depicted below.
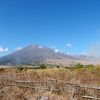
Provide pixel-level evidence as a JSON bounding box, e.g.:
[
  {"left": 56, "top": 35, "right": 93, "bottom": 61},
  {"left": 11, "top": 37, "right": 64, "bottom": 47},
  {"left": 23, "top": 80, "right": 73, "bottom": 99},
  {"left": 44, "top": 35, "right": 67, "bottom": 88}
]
[
  {"left": 27, "top": 44, "right": 42, "bottom": 48},
  {"left": 0, "top": 45, "right": 98, "bottom": 66},
  {"left": 0, "top": 45, "right": 69, "bottom": 65}
]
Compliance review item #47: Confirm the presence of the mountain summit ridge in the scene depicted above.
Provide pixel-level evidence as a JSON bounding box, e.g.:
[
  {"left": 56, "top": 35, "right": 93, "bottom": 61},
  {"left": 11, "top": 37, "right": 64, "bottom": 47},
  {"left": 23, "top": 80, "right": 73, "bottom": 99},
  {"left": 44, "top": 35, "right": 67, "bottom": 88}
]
[
  {"left": 0, "top": 45, "right": 75, "bottom": 65},
  {"left": 0, "top": 45, "right": 99, "bottom": 66}
]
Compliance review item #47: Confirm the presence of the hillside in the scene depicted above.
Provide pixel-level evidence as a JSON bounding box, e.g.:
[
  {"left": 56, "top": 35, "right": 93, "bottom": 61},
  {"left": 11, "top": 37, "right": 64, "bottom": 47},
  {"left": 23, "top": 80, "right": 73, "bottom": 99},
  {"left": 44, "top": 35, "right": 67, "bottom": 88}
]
[
  {"left": 0, "top": 45, "right": 99, "bottom": 66},
  {"left": 0, "top": 45, "right": 76, "bottom": 66}
]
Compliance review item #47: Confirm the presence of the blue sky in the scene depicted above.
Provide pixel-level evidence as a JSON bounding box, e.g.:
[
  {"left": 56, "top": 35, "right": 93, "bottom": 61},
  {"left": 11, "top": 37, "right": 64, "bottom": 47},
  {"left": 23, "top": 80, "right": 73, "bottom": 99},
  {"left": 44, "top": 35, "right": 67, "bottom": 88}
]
[{"left": 0, "top": 0, "right": 100, "bottom": 56}]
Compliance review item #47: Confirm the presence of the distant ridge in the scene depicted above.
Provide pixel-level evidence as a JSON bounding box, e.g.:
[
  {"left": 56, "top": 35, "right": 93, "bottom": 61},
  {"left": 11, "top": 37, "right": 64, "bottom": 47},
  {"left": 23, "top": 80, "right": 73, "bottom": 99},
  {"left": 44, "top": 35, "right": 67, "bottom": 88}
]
[
  {"left": 0, "top": 45, "right": 99, "bottom": 66},
  {"left": 0, "top": 45, "right": 75, "bottom": 65}
]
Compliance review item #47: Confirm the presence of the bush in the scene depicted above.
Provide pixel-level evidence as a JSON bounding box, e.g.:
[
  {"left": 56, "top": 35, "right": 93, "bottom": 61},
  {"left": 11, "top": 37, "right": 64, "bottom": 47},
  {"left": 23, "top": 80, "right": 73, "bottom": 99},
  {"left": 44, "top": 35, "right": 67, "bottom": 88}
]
[
  {"left": 16, "top": 67, "right": 24, "bottom": 71},
  {"left": 76, "top": 63, "right": 83, "bottom": 68},
  {"left": 0, "top": 68, "right": 4, "bottom": 72},
  {"left": 85, "top": 64, "right": 95, "bottom": 72},
  {"left": 56, "top": 65, "right": 60, "bottom": 68},
  {"left": 39, "top": 64, "right": 47, "bottom": 69},
  {"left": 73, "top": 63, "right": 84, "bottom": 69},
  {"left": 86, "top": 64, "right": 94, "bottom": 68}
]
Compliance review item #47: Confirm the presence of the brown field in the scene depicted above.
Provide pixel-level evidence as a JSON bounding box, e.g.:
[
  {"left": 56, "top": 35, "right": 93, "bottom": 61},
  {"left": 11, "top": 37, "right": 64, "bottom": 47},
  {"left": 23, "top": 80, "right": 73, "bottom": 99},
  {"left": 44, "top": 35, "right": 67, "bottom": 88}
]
[{"left": 0, "top": 65, "right": 100, "bottom": 100}]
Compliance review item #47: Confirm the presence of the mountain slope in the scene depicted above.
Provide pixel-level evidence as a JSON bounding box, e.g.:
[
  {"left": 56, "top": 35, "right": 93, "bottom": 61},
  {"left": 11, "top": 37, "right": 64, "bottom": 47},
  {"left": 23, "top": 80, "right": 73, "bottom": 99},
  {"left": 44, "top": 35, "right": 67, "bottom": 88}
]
[
  {"left": 0, "top": 45, "right": 99, "bottom": 66},
  {"left": 0, "top": 45, "right": 75, "bottom": 65}
]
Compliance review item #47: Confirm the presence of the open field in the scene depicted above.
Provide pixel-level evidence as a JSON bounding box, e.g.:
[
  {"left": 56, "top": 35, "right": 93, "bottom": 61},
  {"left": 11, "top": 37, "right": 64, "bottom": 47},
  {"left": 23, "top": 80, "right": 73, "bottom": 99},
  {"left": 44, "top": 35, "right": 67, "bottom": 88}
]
[{"left": 0, "top": 65, "right": 100, "bottom": 100}]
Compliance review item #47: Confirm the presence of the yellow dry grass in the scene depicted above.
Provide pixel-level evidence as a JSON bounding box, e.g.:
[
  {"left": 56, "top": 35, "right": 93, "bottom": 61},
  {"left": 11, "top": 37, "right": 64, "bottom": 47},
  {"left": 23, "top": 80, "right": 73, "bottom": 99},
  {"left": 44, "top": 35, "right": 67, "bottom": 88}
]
[{"left": 0, "top": 66, "right": 100, "bottom": 100}]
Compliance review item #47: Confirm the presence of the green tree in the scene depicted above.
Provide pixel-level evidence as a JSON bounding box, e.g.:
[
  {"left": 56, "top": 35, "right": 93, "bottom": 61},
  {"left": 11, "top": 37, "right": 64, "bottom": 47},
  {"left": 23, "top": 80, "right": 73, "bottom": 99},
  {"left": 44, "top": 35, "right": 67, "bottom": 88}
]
[
  {"left": 39, "top": 64, "right": 47, "bottom": 69},
  {"left": 74, "top": 63, "right": 83, "bottom": 69},
  {"left": 56, "top": 65, "right": 60, "bottom": 68}
]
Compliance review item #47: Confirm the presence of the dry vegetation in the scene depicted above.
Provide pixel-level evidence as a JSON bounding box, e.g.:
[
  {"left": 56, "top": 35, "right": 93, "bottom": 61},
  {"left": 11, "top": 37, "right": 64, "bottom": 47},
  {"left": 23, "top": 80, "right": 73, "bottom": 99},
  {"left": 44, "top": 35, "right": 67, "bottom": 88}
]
[{"left": 0, "top": 65, "right": 100, "bottom": 100}]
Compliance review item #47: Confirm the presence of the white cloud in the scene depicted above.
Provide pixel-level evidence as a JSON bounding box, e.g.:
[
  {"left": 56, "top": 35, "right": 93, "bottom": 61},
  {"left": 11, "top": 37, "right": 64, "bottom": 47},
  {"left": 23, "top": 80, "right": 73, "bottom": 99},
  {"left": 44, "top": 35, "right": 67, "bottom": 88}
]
[
  {"left": 66, "top": 43, "right": 72, "bottom": 47},
  {"left": 54, "top": 49, "right": 59, "bottom": 53},
  {"left": 15, "top": 47, "right": 22, "bottom": 51},
  {"left": 5, "top": 48, "right": 8, "bottom": 51},
  {"left": 0, "top": 46, "right": 8, "bottom": 52},
  {"left": 38, "top": 46, "right": 43, "bottom": 49}
]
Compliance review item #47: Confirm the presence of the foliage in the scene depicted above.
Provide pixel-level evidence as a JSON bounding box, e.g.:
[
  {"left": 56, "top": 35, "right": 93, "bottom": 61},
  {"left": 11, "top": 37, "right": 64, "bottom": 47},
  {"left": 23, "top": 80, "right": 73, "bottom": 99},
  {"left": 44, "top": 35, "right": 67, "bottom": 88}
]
[
  {"left": 75, "top": 63, "right": 83, "bottom": 68},
  {"left": 71, "top": 63, "right": 84, "bottom": 69},
  {"left": 39, "top": 64, "right": 47, "bottom": 69},
  {"left": 16, "top": 67, "right": 24, "bottom": 71},
  {"left": 56, "top": 65, "right": 60, "bottom": 68},
  {"left": 0, "top": 68, "right": 4, "bottom": 72}
]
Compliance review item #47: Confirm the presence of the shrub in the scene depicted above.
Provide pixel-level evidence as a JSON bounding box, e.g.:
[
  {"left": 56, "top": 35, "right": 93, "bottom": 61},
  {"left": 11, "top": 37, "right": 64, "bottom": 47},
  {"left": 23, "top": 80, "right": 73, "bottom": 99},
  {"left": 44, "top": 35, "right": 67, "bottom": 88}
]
[
  {"left": 0, "top": 68, "right": 4, "bottom": 72},
  {"left": 56, "top": 65, "right": 60, "bottom": 68},
  {"left": 39, "top": 64, "right": 47, "bottom": 69},
  {"left": 16, "top": 67, "right": 24, "bottom": 71},
  {"left": 75, "top": 63, "right": 83, "bottom": 68},
  {"left": 72, "top": 63, "right": 84, "bottom": 69},
  {"left": 86, "top": 64, "right": 94, "bottom": 68}
]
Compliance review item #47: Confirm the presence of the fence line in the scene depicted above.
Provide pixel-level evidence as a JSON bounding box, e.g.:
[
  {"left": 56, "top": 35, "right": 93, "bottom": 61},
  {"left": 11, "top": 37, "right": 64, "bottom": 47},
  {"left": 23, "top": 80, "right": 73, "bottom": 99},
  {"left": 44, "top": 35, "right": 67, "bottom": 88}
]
[
  {"left": 47, "top": 78, "right": 100, "bottom": 90},
  {"left": 2, "top": 77, "right": 100, "bottom": 100},
  {"left": 11, "top": 78, "right": 100, "bottom": 90},
  {"left": 82, "top": 96, "right": 100, "bottom": 100}
]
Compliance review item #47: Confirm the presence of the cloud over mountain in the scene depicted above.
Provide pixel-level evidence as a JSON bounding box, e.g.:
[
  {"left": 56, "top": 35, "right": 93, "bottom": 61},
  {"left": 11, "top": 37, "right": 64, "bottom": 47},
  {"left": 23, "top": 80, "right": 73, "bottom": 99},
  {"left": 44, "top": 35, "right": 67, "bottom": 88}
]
[{"left": 0, "top": 46, "right": 8, "bottom": 52}]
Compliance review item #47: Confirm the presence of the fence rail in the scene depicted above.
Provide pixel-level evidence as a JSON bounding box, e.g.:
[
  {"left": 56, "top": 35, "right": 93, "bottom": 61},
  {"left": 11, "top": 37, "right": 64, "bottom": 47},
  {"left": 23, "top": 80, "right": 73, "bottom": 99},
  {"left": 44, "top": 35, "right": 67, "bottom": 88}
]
[
  {"left": 2, "top": 77, "right": 100, "bottom": 100},
  {"left": 47, "top": 78, "right": 100, "bottom": 90},
  {"left": 82, "top": 96, "right": 100, "bottom": 100}
]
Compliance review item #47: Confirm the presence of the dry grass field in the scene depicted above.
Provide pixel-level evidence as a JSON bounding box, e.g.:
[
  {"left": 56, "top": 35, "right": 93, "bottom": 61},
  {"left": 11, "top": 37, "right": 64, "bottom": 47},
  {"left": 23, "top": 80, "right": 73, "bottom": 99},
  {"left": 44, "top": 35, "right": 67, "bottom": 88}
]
[{"left": 0, "top": 65, "right": 100, "bottom": 100}]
